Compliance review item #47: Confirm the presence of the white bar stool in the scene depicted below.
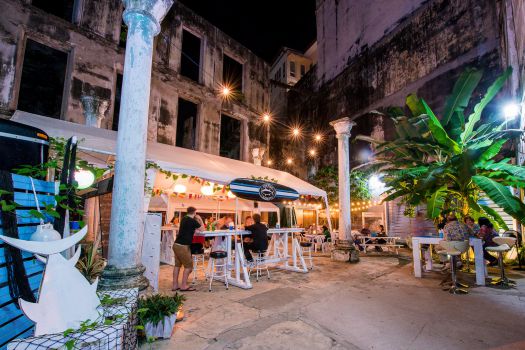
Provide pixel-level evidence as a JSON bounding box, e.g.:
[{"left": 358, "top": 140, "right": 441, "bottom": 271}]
[
  {"left": 250, "top": 250, "right": 270, "bottom": 282},
  {"left": 486, "top": 236, "right": 517, "bottom": 288},
  {"left": 300, "top": 241, "right": 314, "bottom": 269},
  {"left": 208, "top": 250, "right": 228, "bottom": 292}
]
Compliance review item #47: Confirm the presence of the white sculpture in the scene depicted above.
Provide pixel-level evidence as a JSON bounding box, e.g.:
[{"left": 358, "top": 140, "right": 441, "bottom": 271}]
[{"left": 0, "top": 226, "right": 101, "bottom": 336}]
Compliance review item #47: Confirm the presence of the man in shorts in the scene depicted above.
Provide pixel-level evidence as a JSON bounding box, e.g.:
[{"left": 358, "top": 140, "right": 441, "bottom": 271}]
[{"left": 172, "top": 206, "right": 203, "bottom": 291}]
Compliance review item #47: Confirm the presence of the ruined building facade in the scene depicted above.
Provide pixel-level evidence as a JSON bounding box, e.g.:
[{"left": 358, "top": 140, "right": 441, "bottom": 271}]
[
  {"left": 281, "top": 0, "right": 525, "bottom": 234},
  {"left": 0, "top": 0, "right": 270, "bottom": 162}
]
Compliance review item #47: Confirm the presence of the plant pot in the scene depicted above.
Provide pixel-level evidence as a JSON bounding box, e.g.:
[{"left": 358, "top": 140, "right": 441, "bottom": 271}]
[
  {"left": 176, "top": 306, "right": 184, "bottom": 322},
  {"left": 145, "top": 314, "right": 177, "bottom": 339}
]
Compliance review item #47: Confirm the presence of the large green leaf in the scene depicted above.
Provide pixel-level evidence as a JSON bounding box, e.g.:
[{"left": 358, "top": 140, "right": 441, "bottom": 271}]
[
  {"left": 442, "top": 69, "right": 483, "bottom": 126},
  {"left": 426, "top": 187, "right": 446, "bottom": 219},
  {"left": 406, "top": 94, "right": 426, "bottom": 117},
  {"left": 472, "top": 175, "right": 525, "bottom": 223},
  {"left": 460, "top": 68, "right": 511, "bottom": 144},
  {"left": 482, "top": 161, "right": 525, "bottom": 179},
  {"left": 475, "top": 140, "right": 506, "bottom": 165},
  {"left": 420, "top": 99, "right": 461, "bottom": 154}
]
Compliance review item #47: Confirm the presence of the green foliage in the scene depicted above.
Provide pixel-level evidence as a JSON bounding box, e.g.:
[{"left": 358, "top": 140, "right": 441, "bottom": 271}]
[
  {"left": 357, "top": 67, "right": 525, "bottom": 226},
  {"left": 137, "top": 293, "right": 186, "bottom": 328},
  {"left": 76, "top": 234, "right": 106, "bottom": 282},
  {"left": 312, "top": 166, "right": 371, "bottom": 205},
  {"left": 7, "top": 137, "right": 108, "bottom": 222}
]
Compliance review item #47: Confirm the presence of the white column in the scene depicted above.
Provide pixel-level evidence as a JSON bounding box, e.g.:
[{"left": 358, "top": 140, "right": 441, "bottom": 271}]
[
  {"left": 330, "top": 117, "right": 355, "bottom": 241},
  {"left": 100, "top": 0, "right": 173, "bottom": 290}
]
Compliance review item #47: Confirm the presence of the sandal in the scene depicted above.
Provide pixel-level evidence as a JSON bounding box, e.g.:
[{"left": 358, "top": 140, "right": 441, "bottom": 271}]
[
  {"left": 180, "top": 287, "right": 197, "bottom": 292},
  {"left": 171, "top": 288, "right": 180, "bottom": 291}
]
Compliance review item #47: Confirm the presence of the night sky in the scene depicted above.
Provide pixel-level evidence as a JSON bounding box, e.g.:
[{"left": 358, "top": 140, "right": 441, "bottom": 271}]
[{"left": 179, "top": 0, "right": 317, "bottom": 63}]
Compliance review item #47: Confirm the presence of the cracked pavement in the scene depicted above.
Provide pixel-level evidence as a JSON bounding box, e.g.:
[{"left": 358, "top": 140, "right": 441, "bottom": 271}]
[{"left": 145, "top": 252, "right": 525, "bottom": 350}]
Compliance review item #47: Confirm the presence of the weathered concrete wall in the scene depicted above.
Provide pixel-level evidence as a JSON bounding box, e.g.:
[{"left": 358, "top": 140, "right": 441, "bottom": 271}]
[
  {"left": 286, "top": 0, "right": 503, "bottom": 177},
  {"left": 315, "top": 0, "right": 427, "bottom": 85},
  {"left": 0, "top": 0, "right": 269, "bottom": 162}
]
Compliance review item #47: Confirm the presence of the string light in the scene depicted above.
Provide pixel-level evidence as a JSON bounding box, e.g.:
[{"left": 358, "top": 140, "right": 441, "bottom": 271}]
[
  {"left": 314, "top": 133, "right": 323, "bottom": 142},
  {"left": 267, "top": 160, "right": 273, "bottom": 166},
  {"left": 286, "top": 158, "right": 293, "bottom": 165},
  {"left": 220, "top": 85, "right": 231, "bottom": 97},
  {"left": 262, "top": 113, "right": 271, "bottom": 123},
  {"left": 292, "top": 128, "right": 300, "bottom": 137},
  {"left": 309, "top": 149, "right": 317, "bottom": 156}
]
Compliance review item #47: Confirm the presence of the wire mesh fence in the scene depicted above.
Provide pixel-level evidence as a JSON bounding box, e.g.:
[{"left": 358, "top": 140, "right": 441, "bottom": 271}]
[{"left": 7, "top": 288, "right": 139, "bottom": 350}]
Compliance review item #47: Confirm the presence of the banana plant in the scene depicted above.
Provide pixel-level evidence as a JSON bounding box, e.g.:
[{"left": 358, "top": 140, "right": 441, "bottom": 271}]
[{"left": 356, "top": 68, "right": 525, "bottom": 229}]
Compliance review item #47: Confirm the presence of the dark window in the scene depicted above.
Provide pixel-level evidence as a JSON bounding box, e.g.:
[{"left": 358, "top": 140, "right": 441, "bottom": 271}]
[
  {"left": 176, "top": 98, "right": 197, "bottom": 150},
  {"left": 300, "top": 64, "right": 306, "bottom": 77},
  {"left": 220, "top": 114, "right": 241, "bottom": 160},
  {"left": 18, "top": 39, "right": 67, "bottom": 119},
  {"left": 112, "top": 73, "right": 123, "bottom": 131},
  {"left": 289, "top": 61, "right": 296, "bottom": 77},
  {"left": 223, "top": 54, "right": 243, "bottom": 94},
  {"left": 282, "top": 63, "right": 286, "bottom": 78},
  {"left": 119, "top": 19, "right": 127, "bottom": 48},
  {"left": 157, "top": 99, "right": 174, "bottom": 145},
  {"left": 32, "top": 0, "right": 74, "bottom": 21},
  {"left": 180, "top": 30, "right": 201, "bottom": 82}
]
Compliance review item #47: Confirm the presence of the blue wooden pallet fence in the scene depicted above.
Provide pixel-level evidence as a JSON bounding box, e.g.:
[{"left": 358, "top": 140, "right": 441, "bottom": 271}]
[{"left": 0, "top": 174, "right": 56, "bottom": 350}]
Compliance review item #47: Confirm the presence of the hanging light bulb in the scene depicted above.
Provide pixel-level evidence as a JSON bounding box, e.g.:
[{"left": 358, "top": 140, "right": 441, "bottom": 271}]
[
  {"left": 74, "top": 170, "right": 95, "bottom": 190},
  {"left": 173, "top": 184, "right": 187, "bottom": 193},
  {"left": 200, "top": 183, "right": 214, "bottom": 196}
]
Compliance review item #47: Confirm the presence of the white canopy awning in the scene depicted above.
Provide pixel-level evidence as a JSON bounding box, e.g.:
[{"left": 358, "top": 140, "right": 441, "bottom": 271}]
[{"left": 11, "top": 111, "right": 327, "bottom": 197}]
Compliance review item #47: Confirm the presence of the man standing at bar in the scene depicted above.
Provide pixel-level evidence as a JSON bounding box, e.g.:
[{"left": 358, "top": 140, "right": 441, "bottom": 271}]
[{"left": 172, "top": 207, "right": 203, "bottom": 291}]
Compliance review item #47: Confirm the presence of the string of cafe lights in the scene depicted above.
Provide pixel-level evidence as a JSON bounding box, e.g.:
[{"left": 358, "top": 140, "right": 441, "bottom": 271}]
[{"left": 168, "top": 41, "right": 331, "bottom": 167}]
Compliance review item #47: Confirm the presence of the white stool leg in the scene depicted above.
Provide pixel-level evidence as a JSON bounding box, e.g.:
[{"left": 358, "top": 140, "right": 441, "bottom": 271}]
[{"left": 208, "top": 259, "right": 214, "bottom": 292}]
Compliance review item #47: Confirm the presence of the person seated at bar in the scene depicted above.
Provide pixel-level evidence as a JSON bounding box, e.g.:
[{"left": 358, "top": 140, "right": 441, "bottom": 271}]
[
  {"left": 172, "top": 206, "right": 203, "bottom": 292},
  {"left": 463, "top": 215, "right": 480, "bottom": 236},
  {"left": 443, "top": 213, "right": 469, "bottom": 241},
  {"left": 244, "top": 216, "right": 254, "bottom": 229},
  {"left": 375, "top": 224, "right": 387, "bottom": 252},
  {"left": 477, "top": 217, "right": 499, "bottom": 266},
  {"left": 243, "top": 213, "right": 268, "bottom": 263},
  {"left": 169, "top": 215, "right": 180, "bottom": 228},
  {"left": 322, "top": 225, "right": 331, "bottom": 241}
]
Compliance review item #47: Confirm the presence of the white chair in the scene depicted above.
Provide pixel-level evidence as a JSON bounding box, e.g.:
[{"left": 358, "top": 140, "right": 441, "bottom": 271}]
[
  {"left": 300, "top": 241, "right": 314, "bottom": 269},
  {"left": 486, "top": 236, "right": 517, "bottom": 288},
  {"left": 438, "top": 240, "right": 469, "bottom": 294},
  {"left": 208, "top": 251, "right": 228, "bottom": 292}
]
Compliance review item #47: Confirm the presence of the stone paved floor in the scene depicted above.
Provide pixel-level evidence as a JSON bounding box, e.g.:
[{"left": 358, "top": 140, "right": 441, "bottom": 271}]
[{"left": 144, "top": 252, "right": 525, "bottom": 350}]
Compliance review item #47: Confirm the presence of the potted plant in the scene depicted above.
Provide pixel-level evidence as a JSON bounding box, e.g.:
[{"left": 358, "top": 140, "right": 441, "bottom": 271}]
[{"left": 138, "top": 293, "right": 186, "bottom": 339}]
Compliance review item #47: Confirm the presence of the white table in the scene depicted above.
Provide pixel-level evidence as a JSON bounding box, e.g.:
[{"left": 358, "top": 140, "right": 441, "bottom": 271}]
[
  {"left": 412, "top": 236, "right": 486, "bottom": 286},
  {"left": 196, "top": 230, "right": 253, "bottom": 289},
  {"left": 267, "top": 228, "right": 308, "bottom": 273}
]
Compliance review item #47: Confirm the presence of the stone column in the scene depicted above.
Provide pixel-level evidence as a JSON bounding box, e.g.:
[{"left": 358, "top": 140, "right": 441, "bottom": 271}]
[
  {"left": 81, "top": 95, "right": 109, "bottom": 128},
  {"left": 81, "top": 95, "right": 108, "bottom": 242},
  {"left": 330, "top": 117, "right": 355, "bottom": 241},
  {"left": 251, "top": 147, "right": 265, "bottom": 166},
  {"left": 99, "top": 0, "right": 173, "bottom": 291}
]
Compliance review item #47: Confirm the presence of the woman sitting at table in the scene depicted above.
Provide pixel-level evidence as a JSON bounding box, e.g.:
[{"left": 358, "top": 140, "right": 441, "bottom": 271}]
[
  {"left": 374, "top": 225, "right": 387, "bottom": 252},
  {"left": 243, "top": 213, "right": 268, "bottom": 263},
  {"left": 463, "top": 215, "right": 480, "bottom": 236},
  {"left": 477, "top": 217, "right": 499, "bottom": 266},
  {"left": 443, "top": 213, "right": 469, "bottom": 241}
]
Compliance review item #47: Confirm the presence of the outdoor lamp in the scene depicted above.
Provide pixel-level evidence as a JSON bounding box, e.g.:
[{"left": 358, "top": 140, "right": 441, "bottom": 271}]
[
  {"left": 227, "top": 190, "right": 236, "bottom": 199},
  {"left": 369, "top": 175, "right": 385, "bottom": 191},
  {"left": 263, "top": 113, "right": 271, "bottom": 122},
  {"left": 201, "top": 183, "right": 214, "bottom": 196},
  {"left": 173, "top": 184, "right": 187, "bottom": 193},
  {"left": 503, "top": 102, "right": 520, "bottom": 120},
  {"left": 74, "top": 169, "right": 95, "bottom": 189}
]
